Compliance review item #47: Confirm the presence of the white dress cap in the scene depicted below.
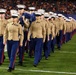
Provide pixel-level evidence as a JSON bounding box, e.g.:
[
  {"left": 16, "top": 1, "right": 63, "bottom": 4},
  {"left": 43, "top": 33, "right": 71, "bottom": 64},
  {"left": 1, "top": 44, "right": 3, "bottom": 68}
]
[
  {"left": 28, "top": 7, "right": 36, "bottom": 10},
  {"left": 17, "top": 4, "right": 25, "bottom": 9},
  {"left": 37, "top": 9, "right": 45, "bottom": 14},
  {"left": 44, "top": 13, "right": 50, "bottom": 18},
  {"left": 0, "top": 9, "right": 6, "bottom": 13}
]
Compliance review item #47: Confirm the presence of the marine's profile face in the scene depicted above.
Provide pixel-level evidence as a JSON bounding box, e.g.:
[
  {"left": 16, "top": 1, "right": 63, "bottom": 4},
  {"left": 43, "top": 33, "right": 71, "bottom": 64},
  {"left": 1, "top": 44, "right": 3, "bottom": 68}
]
[
  {"left": 41, "top": 15, "right": 44, "bottom": 19},
  {"left": 58, "top": 16, "right": 62, "bottom": 20},
  {"left": 20, "top": 9, "right": 25, "bottom": 14},
  {"left": 36, "top": 16, "right": 41, "bottom": 19},
  {"left": 0, "top": 14, "right": 5, "bottom": 19},
  {"left": 18, "top": 9, "right": 21, "bottom": 14},
  {"left": 13, "top": 17, "right": 18, "bottom": 22},
  {"left": 51, "top": 18, "right": 54, "bottom": 21},
  {"left": 1, "top": 14, "right": 5, "bottom": 18},
  {"left": 45, "top": 17, "right": 49, "bottom": 21},
  {"left": 18, "top": 8, "right": 24, "bottom": 15}
]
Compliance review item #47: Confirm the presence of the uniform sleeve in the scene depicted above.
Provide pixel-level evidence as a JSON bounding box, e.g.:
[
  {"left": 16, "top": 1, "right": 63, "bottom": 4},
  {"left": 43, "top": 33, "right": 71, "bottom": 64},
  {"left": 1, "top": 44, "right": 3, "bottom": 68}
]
[
  {"left": 19, "top": 25, "right": 24, "bottom": 46},
  {"left": 70, "top": 23, "right": 72, "bottom": 32},
  {"left": 63, "top": 22, "right": 66, "bottom": 34},
  {"left": 4, "top": 20, "right": 8, "bottom": 26},
  {"left": 45, "top": 22, "right": 48, "bottom": 40},
  {"left": 3, "top": 26, "right": 8, "bottom": 44},
  {"left": 73, "top": 23, "right": 75, "bottom": 30},
  {"left": 54, "top": 23, "right": 57, "bottom": 36},
  {"left": 56, "top": 22, "right": 59, "bottom": 36},
  {"left": 7, "top": 18, "right": 13, "bottom": 23},
  {"left": 27, "top": 24, "right": 32, "bottom": 41},
  {"left": 70, "top": 22, "right": 72, "bottom": 32},
  {"left": 42, "top": 22, "right": 46, "bottom": 42},
  {"left": 46, "top": 22, "right": 50, "bottom": 41},
  {"left": 52, "top": 25, "right": 55, "bottom": 40}
]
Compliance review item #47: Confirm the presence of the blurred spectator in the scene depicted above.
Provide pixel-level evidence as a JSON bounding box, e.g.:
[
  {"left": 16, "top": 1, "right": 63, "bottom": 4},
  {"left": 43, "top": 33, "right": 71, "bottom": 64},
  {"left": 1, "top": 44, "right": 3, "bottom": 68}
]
[{"left": 0, "top": 0, "right": 76, "bottom": 19}]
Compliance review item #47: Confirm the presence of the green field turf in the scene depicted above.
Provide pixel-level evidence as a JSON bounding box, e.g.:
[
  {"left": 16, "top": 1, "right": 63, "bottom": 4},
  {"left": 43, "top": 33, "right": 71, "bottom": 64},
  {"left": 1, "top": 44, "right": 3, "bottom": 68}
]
[{"left": 0, "top": 35, "right": 76, "bottom": 75}]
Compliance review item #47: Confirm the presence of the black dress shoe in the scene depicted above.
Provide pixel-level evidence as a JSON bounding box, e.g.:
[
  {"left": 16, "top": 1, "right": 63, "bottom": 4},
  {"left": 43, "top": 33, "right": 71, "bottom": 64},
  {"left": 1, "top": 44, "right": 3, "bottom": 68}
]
[
  {"left": 57, "top": 47, "right": 61, "bottom": 50},
  {"left": 12, "top": 68, "right": 15, "bottom": 70},
  {"left": 38, "top": 60, "right": 41, "bottom": 62},
  {"left": 58, "top": 48, "right": 61, "bottom": 50},
  {"left": 33, "top": 64, "right": 37, "bottom": 67},
  {"left": 48, "top": 55, "right": 50, "bottom": 56},
  {"left": 29, "top": 56, "right": 32, "bottom": 58},
  {"left": 52, "top": 50, "right": 54, "bottom": 53},
  {"left": 3, "top": 55, "right": 5, "bottom": 62},
  {"left": 45, "top": 57, "right": 48, "bottom": 60},
  {"left": 43, "top": 54, "right": 45, "bottom": 57},
  {"left": 7, "top": 67, "right": 12, "bottom": 72},
  {"left": 0, "top": 63, "right": 2, "bottom": 66},
  {"left": 18, "top": 62, "right": 23, "bottom": 66}
]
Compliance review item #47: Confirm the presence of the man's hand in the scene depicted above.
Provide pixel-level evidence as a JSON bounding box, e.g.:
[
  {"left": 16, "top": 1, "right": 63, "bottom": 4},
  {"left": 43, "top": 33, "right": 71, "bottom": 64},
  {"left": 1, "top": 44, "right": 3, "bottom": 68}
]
[
  {"left": 20, "top": 43, "right": 23, "bottom": 47},
  {"left": 22, "top": 16, "right": 25, "bottom": 21}
]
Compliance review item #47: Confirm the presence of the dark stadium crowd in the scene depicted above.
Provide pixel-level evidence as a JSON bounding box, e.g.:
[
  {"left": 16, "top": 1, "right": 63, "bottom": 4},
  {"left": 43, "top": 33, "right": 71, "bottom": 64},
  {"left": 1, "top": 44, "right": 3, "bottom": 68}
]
[{"left": 0, "top": 0, "right": 76, "bottom": 18}]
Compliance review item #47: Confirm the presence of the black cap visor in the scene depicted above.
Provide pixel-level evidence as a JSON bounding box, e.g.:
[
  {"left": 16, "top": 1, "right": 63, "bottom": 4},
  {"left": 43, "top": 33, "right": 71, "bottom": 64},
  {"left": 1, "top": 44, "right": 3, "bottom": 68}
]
[
  {"left": 0, "top": 12, "right": 5, "bottom": 14},
  {"left": 35, "top": 14, "right": 41, "bottom": 16},
  {"left": 12, "top": 16, "right": 18, "bottom": 18},
  {"left": 44, "top": 17, "right": 49, "bottom": 18},
  {"left": 18, "top": 8, "right": 24, "bottom": 10}
]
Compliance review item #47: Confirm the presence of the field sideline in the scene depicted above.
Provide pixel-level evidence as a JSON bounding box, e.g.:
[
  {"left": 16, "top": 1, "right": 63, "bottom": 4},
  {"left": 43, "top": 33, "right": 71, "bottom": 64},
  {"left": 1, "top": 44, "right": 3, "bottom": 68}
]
[{"left": 0, "top": 35, "right": 76, "bottom": 75}]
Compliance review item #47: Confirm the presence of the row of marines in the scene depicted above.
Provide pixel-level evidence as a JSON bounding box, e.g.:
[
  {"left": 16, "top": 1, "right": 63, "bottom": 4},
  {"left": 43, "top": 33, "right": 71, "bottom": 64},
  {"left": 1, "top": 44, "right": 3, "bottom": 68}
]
[{"left": 0, "top": 4, "right": 76, "bottom": 72}]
